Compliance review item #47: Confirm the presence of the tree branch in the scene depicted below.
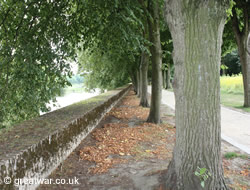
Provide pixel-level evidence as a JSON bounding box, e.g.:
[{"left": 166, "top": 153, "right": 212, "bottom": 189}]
[
  {"left": 231, "top": 6, "right": 243, "bottom": 45},
  {"left": 0, "top": 0, "right": 17, "bottom": 27},
  {"left": 137, "top": 0, "right": 147, "bottom": 12},
  {"left": 0, "top": 57, "right": 13, "bottom": 104},
  {"left": 0, "top": 8, "right": 11, "bottom": 27},
  {"left": 15, "top": 1, "right": 38, "bottom": 42},
  {"left": 242, "top": 2, "right": 249, "bottom": 37}
]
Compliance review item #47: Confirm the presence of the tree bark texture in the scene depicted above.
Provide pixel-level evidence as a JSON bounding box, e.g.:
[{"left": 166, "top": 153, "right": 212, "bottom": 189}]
[
  {"left": 130, "top": 72, "right": 137, "bottom": 94},
  {"left": 140, "top": 52, "right": 149, "bottom": 107},
  {"left": 232, "top": 3, "right": 250, "bottom": 107},
  {"left": 147, "top": 0, "right": 162, "bottom": 124},
  {"left": 164, "top": 0, "right": 228, "bottom": 189},
  {"left": 163, "top": 70, "right": 166, "bottom": 89},
  {"left": 136, "top": 69, "right": 141, "bottom": 97},
  {"left": 166, "top": 62, "right": 172, "bottom": 89}
]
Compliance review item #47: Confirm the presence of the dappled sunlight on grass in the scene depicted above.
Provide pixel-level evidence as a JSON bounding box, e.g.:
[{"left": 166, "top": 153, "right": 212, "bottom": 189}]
[{"left": 220, "top": 75, "right": 243, "bottom": 94}]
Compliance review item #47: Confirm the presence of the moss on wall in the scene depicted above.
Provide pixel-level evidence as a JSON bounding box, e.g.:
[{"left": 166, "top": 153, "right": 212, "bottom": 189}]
[{"left": 0, "top": 85, "right": 131, "bottom": 190}]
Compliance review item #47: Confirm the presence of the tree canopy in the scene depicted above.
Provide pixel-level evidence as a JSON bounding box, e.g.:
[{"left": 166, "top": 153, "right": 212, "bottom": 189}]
[
  {"left": 0, "top": 0, "right": 150, "bottom": 127},
  {"left": 0, "top": 0, "right": 82, "bottom": 127}
]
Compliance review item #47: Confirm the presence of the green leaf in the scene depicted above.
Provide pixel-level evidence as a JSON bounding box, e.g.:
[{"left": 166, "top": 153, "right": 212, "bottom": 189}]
[
  {"left": 200, "top": 168, "right": 207, "bottom": 175},
  {"left": 201, "top": 181, "right": 205, "bottom": 188},
  {"left": 194, "top": 171, "right": 200, "bottom": 176}
]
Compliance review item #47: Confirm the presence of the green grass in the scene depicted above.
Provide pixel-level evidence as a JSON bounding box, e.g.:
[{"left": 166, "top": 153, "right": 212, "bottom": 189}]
[
  {"left": 220, "top": 75, "right": 243, "bottom": 94},
  {"left": 220, "top": 91, "right": 250, "bottom": 112},
  {"left": 224, "top": 152, "right": 249, "bottom": 160},
  {"left": 220, "top": 75, "right": 250, "bottom": 112}
]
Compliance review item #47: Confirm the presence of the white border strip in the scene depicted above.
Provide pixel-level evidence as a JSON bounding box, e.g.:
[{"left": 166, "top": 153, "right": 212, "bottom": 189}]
[{"left": 221, "top": 134, "right": 250, "bottom": 154}]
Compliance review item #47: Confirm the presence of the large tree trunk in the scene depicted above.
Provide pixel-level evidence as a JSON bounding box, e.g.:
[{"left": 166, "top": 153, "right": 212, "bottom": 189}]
[
  {"left": 163, "top": 0, "right": 228, "bottom": 189},
  {"left": 166, "top": 62, "right": 172, "bottom": 89},
  {"left": 231, "top": 3, "right": 250, "bottom": 107},
  {"left": 140, "top": 52, "right": 149, "bottom": 107},
  {"left": 130, "top": 71, "right": 137, "bottom": 94},
  {"left": 136, "top": 69, "right": 141, "bottom": 97},
  {"left": 147, "top": 0, "right": 162, "bottom": 124},
  {"left": 162, "top": 70, "right": 165, "bottom": 89},
  {"left": 238, "top": 34, "right": 250, "bottom": 107}
]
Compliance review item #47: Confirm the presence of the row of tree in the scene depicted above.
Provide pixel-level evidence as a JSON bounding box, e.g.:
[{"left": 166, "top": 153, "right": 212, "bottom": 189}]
[
  {"left": 223, "top": 0, "right": 250, "bottom": 105},
  {"left": 0, "top": 0, "right": 249, "bottom": 189}
]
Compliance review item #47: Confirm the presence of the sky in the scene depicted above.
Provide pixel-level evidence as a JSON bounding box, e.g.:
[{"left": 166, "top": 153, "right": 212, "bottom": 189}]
[{"left": 69, "top": 61, "right": 78, "bottom": 75}]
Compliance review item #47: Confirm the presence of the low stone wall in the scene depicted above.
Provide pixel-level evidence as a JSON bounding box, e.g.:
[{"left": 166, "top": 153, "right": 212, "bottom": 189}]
[{"left": 0, "top": 85, "right": 131, "bottom": 190}]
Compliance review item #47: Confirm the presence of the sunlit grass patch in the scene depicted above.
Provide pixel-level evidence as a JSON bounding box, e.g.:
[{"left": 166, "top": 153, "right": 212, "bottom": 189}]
[
  {"left": 224, "top": 152, "right": 249, "bottom": 160},
  {"left": 220, "top": 75, "right": 243, "bottom": 94},
  {"left": 220, "top": 75, "right": 250, "bottom": 112}
]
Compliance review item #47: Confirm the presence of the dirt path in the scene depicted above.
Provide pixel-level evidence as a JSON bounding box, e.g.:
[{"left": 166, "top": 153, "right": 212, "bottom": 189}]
[{"left": 38, "top": 90, "right": 249, "bottom": 190}]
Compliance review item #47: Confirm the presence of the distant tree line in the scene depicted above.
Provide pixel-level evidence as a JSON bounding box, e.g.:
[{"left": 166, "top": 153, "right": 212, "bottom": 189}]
[
  {"left": 67, "top": 74, "right": 84, "bottom": 85},
  {"left": 221, "top": 50, "right": 241, "bottom": 76}
]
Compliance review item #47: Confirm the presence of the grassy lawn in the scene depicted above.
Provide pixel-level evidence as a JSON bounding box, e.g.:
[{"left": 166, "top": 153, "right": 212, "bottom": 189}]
[
  {"left": 220, "top": 75, "right": 250, "bottom": 113},
  {"left": 220, "top": 91, "right": 250, "bottom": 112}
]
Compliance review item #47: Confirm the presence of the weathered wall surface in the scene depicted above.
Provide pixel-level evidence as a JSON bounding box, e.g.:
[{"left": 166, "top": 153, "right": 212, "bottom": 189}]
[{"left": 0, "top": 85, "right": 131, "bottom": 190}]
